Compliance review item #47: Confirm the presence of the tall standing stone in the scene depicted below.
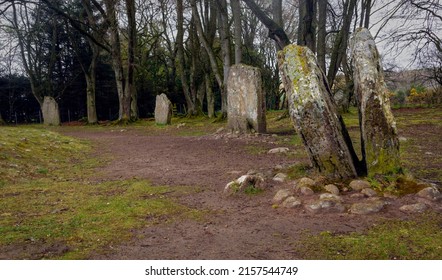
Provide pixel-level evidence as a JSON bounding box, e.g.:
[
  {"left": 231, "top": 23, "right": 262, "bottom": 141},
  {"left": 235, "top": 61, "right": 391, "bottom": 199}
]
[
  {"left": 155, "top": 93, "right": 172, "bottom": 125},
  {"left": 278, "top": 45, "right": 359, "bottom": 179},
  {"left": 42, "top": 96, "right": 60, "bottom": 126},
  {"left": 351, "top": 28, "right": 400, "bottom": 175},
  {"left": 227, "top": 64, "right": 266, "bottom": 133}
]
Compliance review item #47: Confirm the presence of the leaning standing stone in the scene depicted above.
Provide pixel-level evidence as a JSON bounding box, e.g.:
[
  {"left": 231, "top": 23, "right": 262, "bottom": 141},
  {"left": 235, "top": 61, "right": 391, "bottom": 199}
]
[
  {"left": 351, "top": 28, "right": 400, "bottom": 176},
  {"left": 42, "top": 96, "right": 60, "bottom": 126},
  {"left": 154, "top": 93, "right": 172, "bottom": 125},
  {"left": 278, "top": 45, "right": 358, "bottom": 179},
  {"left": 227, "top": 64, "right": 266, "bottom": 133}
]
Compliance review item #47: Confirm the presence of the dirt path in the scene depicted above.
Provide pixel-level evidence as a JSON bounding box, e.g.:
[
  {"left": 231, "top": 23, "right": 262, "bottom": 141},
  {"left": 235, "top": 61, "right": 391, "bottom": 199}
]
[{"left": 63, "top": 129, "right": 410, "bottom": 259}]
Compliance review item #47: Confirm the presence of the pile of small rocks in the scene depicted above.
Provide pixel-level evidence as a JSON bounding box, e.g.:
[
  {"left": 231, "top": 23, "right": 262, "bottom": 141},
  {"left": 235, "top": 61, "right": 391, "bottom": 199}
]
[{"left": 269, "top": 177, "right": 441, "bottom": 215}]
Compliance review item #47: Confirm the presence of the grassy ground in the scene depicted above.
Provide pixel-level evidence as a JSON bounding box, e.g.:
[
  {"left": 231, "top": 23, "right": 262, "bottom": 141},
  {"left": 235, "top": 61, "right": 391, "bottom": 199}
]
[
  {"left": 1, "top": 107, "right": 441, "bottom": 259},
  {"left": 0, "top": 127, "right": 203, "bottom": 259}
]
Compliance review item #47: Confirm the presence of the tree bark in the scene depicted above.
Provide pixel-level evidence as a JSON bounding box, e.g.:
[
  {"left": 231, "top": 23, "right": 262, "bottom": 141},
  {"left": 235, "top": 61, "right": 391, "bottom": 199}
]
[
  {"left": 297, "top": 0, "right": 317, "bottom": 53},
  {"left": 231, "top": 0, "right": 242, "bottom": 64},
  {"left": 242, "top": 0, "right": 290, "bottom": 50},
  {"left": 126, "top": 0, "right": 138, "bottom": 120},
  {"left": 327, "top": 0, "right": 357, "bottom": 88},
  {"left": 205, "top": 73, "right": 215, "bottom": 118},
  {"left": 317, "top": 0, "right": 327, "bottom": 73},
  {"left": 217, "top": 0, "right": 230, "bottom": 116}
]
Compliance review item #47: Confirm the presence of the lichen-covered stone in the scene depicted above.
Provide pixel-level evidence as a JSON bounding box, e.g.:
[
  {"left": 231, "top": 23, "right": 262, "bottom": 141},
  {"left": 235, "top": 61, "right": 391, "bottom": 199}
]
[
  {"left": 349, "top": 200, "right": 386, "bottom": 214},
  {"left": 281, "top": 196, "right": 302, "bottom": 208},
  {"left": 350, "top": 28, "right": 400, "bottom": 176},
  {"left": 268, "top": 147, "right": 289, "bottom": 154},
  {"left": 297, "top": 177, "right": 316, "bottom": 189},
  {"left": 305, "top": 199, "right": 345, "bottom": 213},
  {"left": 272, "top": 189, "right": 292, "bottom": 204},
  {"left": 227, "top": 64, "right": 266, "bottom": 133},
  {"left": 417, "top": 186, "right": 441, "bottom": 201},
  {"left": 155, "top": 93, "right": 172, "bottom": 125},
  {"left": 319, "top": 193, "right": 342, "bottom": 202},
  {"left": 349, "top": 179, "right": 371, "bottom": 191},
  {"left": 224, "top": 174, "right": 265, "bottom": 196},
  {"left": 273, "top": 173, "right": 288, "bottom": 182},
  {"left": 324, "top": 184, "right": 340, "bottom": 195},
  {"left": 361, "top": 188, "right": 377, "bottom": 197},
  {"left": 278, "top": 45, "right": 358, "bottom": 179},
  {"left": 42, "top": 96, "right": 60, "bottom": 126},
  {"left": 399, "top": 203, "right": 428, "bottom": 213}
]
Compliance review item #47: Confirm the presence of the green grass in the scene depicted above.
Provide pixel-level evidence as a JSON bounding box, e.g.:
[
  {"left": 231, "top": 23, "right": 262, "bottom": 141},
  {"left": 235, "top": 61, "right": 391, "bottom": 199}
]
[
  {"left": 296, "top": 213, "right": 442, "bottom": 259},
  {"left": 0, "top": 127, "right": 203, "bottom": 259}
]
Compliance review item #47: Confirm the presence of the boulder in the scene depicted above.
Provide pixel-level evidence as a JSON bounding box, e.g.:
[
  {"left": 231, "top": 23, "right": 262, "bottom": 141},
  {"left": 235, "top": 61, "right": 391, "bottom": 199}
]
[
  {"left": 268, "top": 147, "right": 289, "bottom": 154},
  {"left": 273, "top": 173, "right": 288, "bottom": 183},
  {"left": 417, "top": 186, "right": 441, "bottom": 201},
  {"left": 154, "top": 93, "right": 172, "bottom": 125},
  {"left": 227, "top": 64, "right": 266, "bottom": 133},
  {"left": 361, "top": 188, "right": 377, "bottom": 197},
  {"left": 281, "top": 196, "right": 302, "bottom": 208},
  {"left": 324, "top": 184, "right": 340, "bottom": 195},
  {"left": 224, "top": 174, "right": 265, "bottom": 196},
  {"left": 272, "top": 189, "right": 292, "bottom": 204},
  {"left": 349, "top": 200, "right": 386, "bottom": 214},
  {"left": 399, "top": 203, "right": 428, "bottom": 213},
  {"left": 349, "top": 179, "right": 371, "bottom": 191}
]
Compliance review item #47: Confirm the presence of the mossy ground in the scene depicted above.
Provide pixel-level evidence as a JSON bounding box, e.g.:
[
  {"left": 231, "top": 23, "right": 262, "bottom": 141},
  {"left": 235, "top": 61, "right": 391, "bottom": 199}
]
[{"left": 0, "top": 127, "right": 204, "bottom": 259}]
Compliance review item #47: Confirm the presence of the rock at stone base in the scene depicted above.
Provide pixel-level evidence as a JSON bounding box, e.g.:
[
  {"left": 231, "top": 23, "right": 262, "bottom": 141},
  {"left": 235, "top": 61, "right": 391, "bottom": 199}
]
[
  {"left": 268, "top": 147, "right": 289, "bottom": 154},
  {"left": 42, "top": 96, "right": 60, "bottom": 126},
  {"left": 272, "top": 189, "right": 292, "bottom": 204},
  {"left": 417, "top": 186, "right": 441, "bottom": 201},
  {"left": 399, "top": 203, "right": 428, "bottom": 213},
  {"left": 305, "top": 199, "right": 345, "bottom": 213},
  {"left": 349, "top": 200, "right": 386, "bottom": 215},
  {"left": 224, "top": 174, "right": 265, "bottom": 196},
  {"left": 297, "top": 186, "right": 314, "bottom": 196},
  {"left": 297, "top": 177, "right": 316, "bottom": 189},
  {"left": 154, "top": 93, "right": 172, "bottom": 125},
  {"left": 349, "top": 180, "right": 371, "bottom": 191},
  {"left": 324, "top": 184, "right": 340, "bottom": 195},
  {"left": 361, "top": 188, "right": 377, "bottom": 197},
  {"left": 319, "top": 193, "right": 343, "bottom": 202},
  {"left": 282, "top": 196, "right": 302, "bottom": 208},
  {"left": 350, "top": 193, "right": 366, "bottom": 199},
  {"left": 273, "top": 173, "right": 288, "bottom": 183}
]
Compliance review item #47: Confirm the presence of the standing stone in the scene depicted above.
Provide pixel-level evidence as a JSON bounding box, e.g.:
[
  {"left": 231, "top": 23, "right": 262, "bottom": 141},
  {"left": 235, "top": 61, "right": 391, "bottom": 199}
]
[
  {"left": 154, "top": 93, "right": 172, "bottom": 125},
  {"left": 42, "top": 96, "right": 60, "bottom": 126},
  {"left": 351, "top": 28, "right": 400, "bottom": 176},
  {"left": 227, "top": 64, "right": 266, "bottom": 133},
  {"left": 278, "top": 45, "right": 358, "bottom": 179}
]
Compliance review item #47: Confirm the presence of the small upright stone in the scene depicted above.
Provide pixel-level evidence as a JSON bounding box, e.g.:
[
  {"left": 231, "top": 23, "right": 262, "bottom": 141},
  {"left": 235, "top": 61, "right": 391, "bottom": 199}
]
[
  {"left": 227, "top": 64, "right": 266, "bottom": 133},
  {"left": 155, "top": 93, "right": 172, "bottom": 125},
  {"left": 42, "top": 96, "right": 60, "bottom": 126}
]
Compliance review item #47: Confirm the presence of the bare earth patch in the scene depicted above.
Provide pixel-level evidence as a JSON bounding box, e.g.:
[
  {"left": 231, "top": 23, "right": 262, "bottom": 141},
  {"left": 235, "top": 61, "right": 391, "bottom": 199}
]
[{"left": 60, "top": 124, "right": 441, "bottom": 260}]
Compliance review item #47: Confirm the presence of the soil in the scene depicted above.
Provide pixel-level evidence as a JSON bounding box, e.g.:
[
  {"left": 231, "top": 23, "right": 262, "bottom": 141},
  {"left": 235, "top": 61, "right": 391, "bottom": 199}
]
[{"left": 60, "top": 126, "right": 440, "bottom": 260}]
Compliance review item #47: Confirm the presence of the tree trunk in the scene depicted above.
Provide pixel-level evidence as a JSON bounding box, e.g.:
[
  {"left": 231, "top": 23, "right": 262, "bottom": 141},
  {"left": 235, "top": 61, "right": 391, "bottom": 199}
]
[
  {"left": 327, "top": 0, "right": 357, "bottom": 88},
  {"left": 126, "top": 0, "right": 138, "bottom": 120},
  {"left": 279, "top": 45, "right": 361, "bottom": 179},
  {"left": 317, "top": 0, "right": 327, "bottom": 73},
  {"left": 217, "top": 0, "right": 230, "bottom": 116},
  {"left": 205, "top": 73, "right": 215, "bottom": 118},
  {"left": 297, "top": 0, "right": 317, "bottom": 53},
  {"left": 351, "top": 28, "right": 400, "bottom": 176},
  {"left": 176, "top": 0, "right": 196, "bottom": 116},
  {"left": 231, "top": 0, "right": 242, "bottom": 64}
]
